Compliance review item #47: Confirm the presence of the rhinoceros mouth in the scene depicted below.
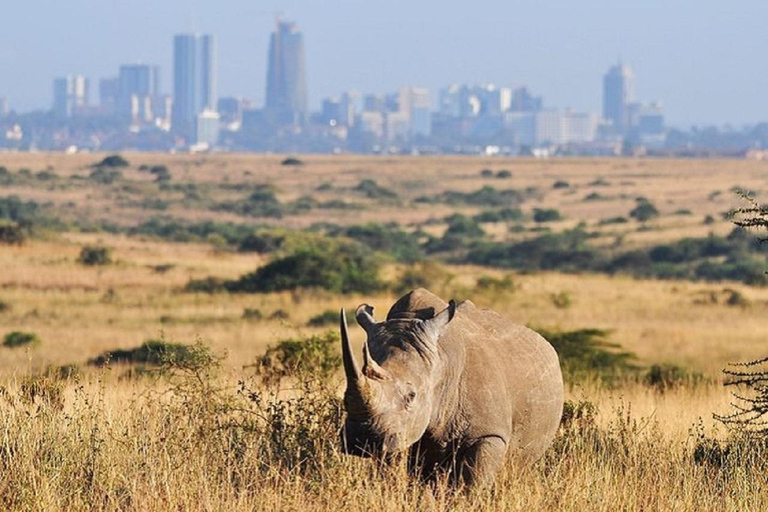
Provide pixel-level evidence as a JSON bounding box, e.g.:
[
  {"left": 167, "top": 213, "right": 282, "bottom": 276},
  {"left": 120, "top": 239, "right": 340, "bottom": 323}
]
[{"left": 340, "top": 420, "right": 383, "bottom": 458}]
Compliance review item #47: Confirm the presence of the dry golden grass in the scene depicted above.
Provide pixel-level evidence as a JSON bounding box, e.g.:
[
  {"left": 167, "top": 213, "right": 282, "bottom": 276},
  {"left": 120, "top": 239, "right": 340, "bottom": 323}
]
[{"left": 1, "top": 154, "right": 767, "bottom": 510}]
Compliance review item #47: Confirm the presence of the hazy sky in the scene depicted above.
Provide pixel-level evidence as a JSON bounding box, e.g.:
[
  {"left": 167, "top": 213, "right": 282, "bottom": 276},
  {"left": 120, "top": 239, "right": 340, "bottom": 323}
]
[{"left": 0, "top": 0, "right": 765, "bottom": 127}]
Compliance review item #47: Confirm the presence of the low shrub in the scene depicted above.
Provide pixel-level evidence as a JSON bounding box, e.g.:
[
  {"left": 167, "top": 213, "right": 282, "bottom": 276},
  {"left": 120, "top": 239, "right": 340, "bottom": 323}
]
[
  {"left": 88, "top": 339, "right": 201, "bottom": 367},
  {"left": 496, "top": 170, "right": 512, "bottom": 179},
  {"left": 643, "top": 363, "right": 704, "bottom": 392},
  {"left": 0, "top": 222, "right": 25, "bottom": 245},
  {"left": 533, "top": 208, "right": 563, "bottom": 223},
  {"left": 253, "top": 331, "right": 341, "bottom": 386},
  {"left": 473, "top": 208, "right": 524, "bottom": 223},
  {"left": 242, "top": 308, "right": 264, "bottom": 321},
  {"left": 551, "top": 291, "right": 573, "bottom": 309},
  {"left": 281, "top": 157, "right": 304, "bottom": 166},
  {"left": 77, "top": 245, "right": 112, "bottom": 266},
  {"left": 475, "top": 274, "right": 515, "bottom": 294},
  {"left": 3, "top": 331, "right": 41, "bottom": 348},
  {"left": 226, "top": 239, "right": 384, "bottom": 294},
  {"left": 185, "top": 277, "right": 228, "bottom": 293},
  {"left": 538, "top": 327, "right": 638, "bottom": 382},
  {"left": 307, "top": 310, "right": 341, "bottom": 327},
  {"left": 89, "top": 167, "right": 122, "bottom": 184},
  {"left": 94, "top": 154, "right": 129, "bottom": 168},
  {"left": 353, "top": 179, "right": 398, "bottom": 200},
  {"left": 630, "top": 200, "right": 660, "bottom": 222},
  {"left": 553, "top": 180, "right": 570, "bottom": 189}
]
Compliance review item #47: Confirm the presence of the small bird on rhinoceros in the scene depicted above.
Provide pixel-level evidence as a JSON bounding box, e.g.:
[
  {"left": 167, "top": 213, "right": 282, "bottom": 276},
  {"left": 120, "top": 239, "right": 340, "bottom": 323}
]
[{"left": 339, "top": 288, "right": 564, "bottom": 488}]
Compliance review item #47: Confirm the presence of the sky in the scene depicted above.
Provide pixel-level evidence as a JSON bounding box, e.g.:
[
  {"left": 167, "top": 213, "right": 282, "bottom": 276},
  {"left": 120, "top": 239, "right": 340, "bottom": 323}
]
[{"left": 0, "top": 0, "right": 765, "bottom": 127}]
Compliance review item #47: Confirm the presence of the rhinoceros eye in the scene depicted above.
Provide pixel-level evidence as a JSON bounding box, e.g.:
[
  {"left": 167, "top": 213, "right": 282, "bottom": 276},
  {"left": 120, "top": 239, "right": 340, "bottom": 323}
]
[{"left": 404, "top": 390, "right": 416, "bottom": 408}]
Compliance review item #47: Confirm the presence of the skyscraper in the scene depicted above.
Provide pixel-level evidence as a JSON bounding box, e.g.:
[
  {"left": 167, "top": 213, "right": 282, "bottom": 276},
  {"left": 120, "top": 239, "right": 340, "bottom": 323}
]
[
  {"left": 602, "top": 62, "right": 634, "bottom": 135},
  {"left": 118, "top": 64, "right": 160, "bottom": 122},
  {"left": 52, "top": 75, "right": 89, "bottom": 117},
  {"left": 265, "top": 20, "right": 308, "bottom": 127},
  {"left": 173, "top": 34, "right": 217, "bottom": 139}
]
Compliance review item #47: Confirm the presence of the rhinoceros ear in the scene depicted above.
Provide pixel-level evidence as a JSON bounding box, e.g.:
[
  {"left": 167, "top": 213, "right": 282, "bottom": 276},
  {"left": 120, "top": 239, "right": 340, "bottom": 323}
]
[
  {"left": 355, "top": 304, "right": 377, "bottom": 334},
  {"left": 422, "top": 300, "right": 457, "bottom": 340}
]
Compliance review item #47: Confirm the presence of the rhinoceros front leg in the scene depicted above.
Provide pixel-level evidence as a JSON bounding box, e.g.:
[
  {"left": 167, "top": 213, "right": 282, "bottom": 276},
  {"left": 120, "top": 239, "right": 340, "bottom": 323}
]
[{"left": 458, "top": 436, "right": 507, "bottom": 488}]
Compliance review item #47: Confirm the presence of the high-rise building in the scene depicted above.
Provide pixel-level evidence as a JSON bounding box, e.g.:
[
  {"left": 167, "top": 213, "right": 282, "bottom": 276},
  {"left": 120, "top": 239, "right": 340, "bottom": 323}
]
[
  {"left": 0, "top": 97, "right": 8, "bottom": 118},
  {"left": 511, "top": 87, "right": 542, "bottom": 112},
  {"left": 99, "top": 78, "right": 119, "bottom": 114},
  {"left": 602, "top": 62, "right": 634, "bottom": 134},
  {"left": 118, "top": 64, "right": 161, "bottom": 123},
  {"left": 265, "top": 20, "right": 308, "bottom": 127},
  {"left": 173, "top": 34, "right": 217, "bottom": 139},
  {"left": 52, "top": 76, "right": 89, "bottom": 117}
]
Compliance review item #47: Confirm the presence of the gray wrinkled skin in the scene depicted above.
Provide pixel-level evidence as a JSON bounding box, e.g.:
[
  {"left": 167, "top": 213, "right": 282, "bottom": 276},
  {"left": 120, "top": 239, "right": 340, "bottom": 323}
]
[{"left": 340, "top": 288, "right": 564, "bottom": 488}]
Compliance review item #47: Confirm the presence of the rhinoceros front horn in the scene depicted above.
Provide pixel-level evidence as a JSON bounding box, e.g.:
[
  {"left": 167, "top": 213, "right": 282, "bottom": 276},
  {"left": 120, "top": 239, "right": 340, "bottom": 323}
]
[{"left": 340, "top": 308, "right": 362, "bottom": 383}]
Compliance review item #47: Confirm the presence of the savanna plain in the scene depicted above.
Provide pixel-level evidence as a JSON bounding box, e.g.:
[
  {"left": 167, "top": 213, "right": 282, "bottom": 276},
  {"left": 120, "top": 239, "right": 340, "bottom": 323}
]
[{"left": 1, "top": 153, "right": 768, "bottom": 511}]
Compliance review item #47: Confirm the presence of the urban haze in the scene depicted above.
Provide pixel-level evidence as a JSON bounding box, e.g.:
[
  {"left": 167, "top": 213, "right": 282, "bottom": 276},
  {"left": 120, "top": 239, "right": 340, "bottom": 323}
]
[{"left": 0, "top": 0, "right": 766, "bottom": 154}]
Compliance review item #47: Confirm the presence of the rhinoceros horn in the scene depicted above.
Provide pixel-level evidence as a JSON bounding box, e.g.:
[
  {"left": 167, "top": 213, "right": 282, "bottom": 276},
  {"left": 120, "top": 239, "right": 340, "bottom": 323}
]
[{"left": 340, "top": 309, "right": 378, "bottom": 415}]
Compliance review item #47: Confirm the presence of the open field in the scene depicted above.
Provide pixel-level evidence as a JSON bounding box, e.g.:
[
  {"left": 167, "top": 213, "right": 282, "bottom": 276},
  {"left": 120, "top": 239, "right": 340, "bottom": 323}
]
[{"left": 1, "top": 154, "right": 768, "bottom": 510}]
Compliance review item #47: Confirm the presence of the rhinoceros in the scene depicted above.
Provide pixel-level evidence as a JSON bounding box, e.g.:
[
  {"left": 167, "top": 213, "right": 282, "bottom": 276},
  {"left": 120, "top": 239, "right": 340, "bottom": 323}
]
[{"left": 339, "top": 288, "right": 564, "bottom": 487}]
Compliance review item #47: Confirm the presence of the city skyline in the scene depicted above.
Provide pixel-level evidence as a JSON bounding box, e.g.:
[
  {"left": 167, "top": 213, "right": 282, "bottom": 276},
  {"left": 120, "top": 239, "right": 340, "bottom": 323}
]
[{"left": 0, "top": 0, "right": 766, "bottom": 127}]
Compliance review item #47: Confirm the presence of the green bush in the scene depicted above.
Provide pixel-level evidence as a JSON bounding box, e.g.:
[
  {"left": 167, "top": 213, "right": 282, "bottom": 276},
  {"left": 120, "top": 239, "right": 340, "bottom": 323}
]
[
  {"left": 538, "top": 327, "right": 638, "bottom": 382},
  {"left": 443, "top": 214, "right": 485, "bottom": 238},
  {"left": 184, "top": 277, "right": 228, "bottom": 293},
  {"left": 553, "top": 180, "right": 570, "bottom": 189},
  {"left": 473, "top": 208, "right": 524, "bottom": 223},
  {"left": 643, "top": 363, "right": 704, "bottom": 392},
  {"left": 329, "top": 223, "right": 423, "bottom": 263},
  {"left": 77, "top": 245, "right": 112, "bottom": 266},
  {"left": 242, "top": 308, "right": 264, "bottom": 321},
  {"left": 630, "top": 200, "right": 660, "bottom": 222},
  {"left": 392, "top": 261, "right": 454, "bottom": 296},
  {"left": 3, "top": 331, "right": 41, "bottom": 348},
  {"left": 496, "top": 170, "right": 512, "bottom": 179},
  {"left": 475, "top": 274, "right": 515, "bottom": 294},
  {"left": 0, "top": 222, "right": 25, "bottom": 245},
  {"left": 150, "top": 165, "right": 171, "bottom": 183},
  {"left": 88, "top": 339, "right": 200, "bottom": 367},
  {"left": 533, "top": 208, "right": 563, "bottom": 223},
  {"left": 307, "top": 309, "right": 355, "bottom": 327},
  {"left": 281, "top": 157, "right": 304, "bottom": 166},
  {"left": 466, "top": 228, "right": 602, "bottom": 272},
  {"left": 216, "top": 185, "right": 284, "bottom": 218},
  {"left": 480, "top": 169, "right": 494, "bottom": 178},
  {"left": 353, "top": 179, "right": 398, "bottom": 200},
  {"left": 254, "top": 331, "right": 341, "bottom": 386},
  {"left": 89, "top": 167, "right": 122, "bottom": 184},
  {"left": 419, "top": 186, "right": 524, "bottom": 207},
  {"left": 94, "top": 155, "right": 129, "bottom": 168},
  {"left": 225, "top": 239, "right": 384, "bottom": 294}
]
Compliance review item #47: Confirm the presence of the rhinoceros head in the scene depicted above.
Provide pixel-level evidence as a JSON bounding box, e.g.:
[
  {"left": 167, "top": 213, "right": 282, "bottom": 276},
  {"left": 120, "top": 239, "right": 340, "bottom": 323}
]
[{"left": 339, "top": 300, "right": 456, "bottom": 458}]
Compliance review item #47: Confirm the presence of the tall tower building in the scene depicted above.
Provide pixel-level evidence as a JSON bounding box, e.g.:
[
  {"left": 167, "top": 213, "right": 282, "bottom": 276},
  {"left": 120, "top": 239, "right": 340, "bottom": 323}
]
[
  {"left": 118, "top": 64, "right": 160, "bottom": 122},
  {"left": 52, "top": 75, "right": 89, "bottom": 117},
  {"left": 265, "top": 20, "right": 308, "bottom": 126},
  {"left": 173, "top": 34, "right": 217, "bottom": 139},
  {"left": 602, "top": 62, "right": 634, "bottom": 135}
]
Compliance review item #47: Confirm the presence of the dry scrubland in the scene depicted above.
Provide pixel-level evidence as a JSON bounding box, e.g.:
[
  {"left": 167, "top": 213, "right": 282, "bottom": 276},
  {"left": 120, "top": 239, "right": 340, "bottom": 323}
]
[{"left": 1, "top": 154, "right": 768, "bottom": 510}]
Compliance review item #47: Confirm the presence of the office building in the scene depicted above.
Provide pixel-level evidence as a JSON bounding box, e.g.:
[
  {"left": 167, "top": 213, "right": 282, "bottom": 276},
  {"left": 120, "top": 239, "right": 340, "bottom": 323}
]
[
  {"left": 118, "top": 64, "right": 160, "bottom": 122},
  {"left": 265, "top": 20, "right": 308, "bottom": 126},
  {"left": 603, "top": 62, "right": 634, "bottom": 134},
  {"left": 0, "top": 97, "right": 8, "bottom": 118},
  {"left": 173, "top": 34, "right": 217, "bottom": 139},
  {"left": 196, "top": 109, "right": 220, "bottom": 147},
  {"left": 52, "top": 75, "right": 89, "bottom": 117}
]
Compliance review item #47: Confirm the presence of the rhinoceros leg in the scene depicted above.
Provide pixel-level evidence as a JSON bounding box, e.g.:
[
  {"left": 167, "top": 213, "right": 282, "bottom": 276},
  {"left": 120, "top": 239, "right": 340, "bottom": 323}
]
[{"left": 458, "top": 436, "right": 506, "bottom": 488}]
